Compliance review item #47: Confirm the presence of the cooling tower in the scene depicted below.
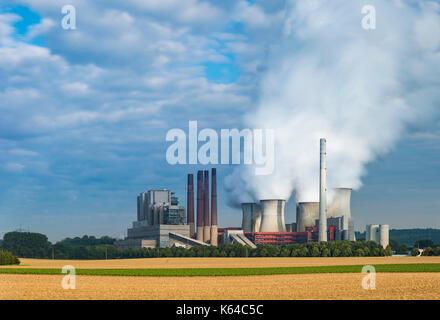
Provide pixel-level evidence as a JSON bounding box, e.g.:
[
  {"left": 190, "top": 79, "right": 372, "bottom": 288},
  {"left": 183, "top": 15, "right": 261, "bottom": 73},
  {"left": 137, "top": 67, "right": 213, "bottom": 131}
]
[
  {"left": 252, "top": 203, "right": 262, "bottom": 232},
  {"left": 259, "top": 199, "right": 286, "bottom": 232},
  {"left": 296, "top": 202, "right": 319, "bottom": 232},
  {"left": 241, "top": 203, "right": 253, "bottom": 232},
  {"left": 379, "top": 224, "right": 389, "bottom": 249},
  {"left": 241, "top": 203, "right": 262, "bottom": 232},
  {"left": 327, "top": 188, "right": 352, "bottom": 218}
]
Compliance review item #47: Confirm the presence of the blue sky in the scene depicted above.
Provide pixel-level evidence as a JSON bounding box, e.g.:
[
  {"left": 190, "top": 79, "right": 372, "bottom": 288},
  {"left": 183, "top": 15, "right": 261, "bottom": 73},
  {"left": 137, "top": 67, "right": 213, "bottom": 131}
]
[{"left": 0, "top": 0, "right": 439, "bottom": 242}]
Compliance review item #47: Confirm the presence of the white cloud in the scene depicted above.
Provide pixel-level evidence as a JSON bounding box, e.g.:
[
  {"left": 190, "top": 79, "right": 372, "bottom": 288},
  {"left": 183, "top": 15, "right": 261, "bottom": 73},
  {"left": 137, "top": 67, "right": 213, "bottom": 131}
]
[
  {"left": 26, "top": 18, "right": 56, "bottom": 39},
  {"left": 5, "top": 162, "right": 25, "bottom": 172},
  {"left": 9, "top": 149, "right": 38, "bottom": 156},
  {"left": 61, "top": 82, "right": 90, "bottom": 95}
]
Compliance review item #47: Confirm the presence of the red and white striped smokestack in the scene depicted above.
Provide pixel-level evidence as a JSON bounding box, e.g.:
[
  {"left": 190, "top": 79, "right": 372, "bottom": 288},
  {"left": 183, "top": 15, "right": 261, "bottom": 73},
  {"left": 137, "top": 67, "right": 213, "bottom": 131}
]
[
  {"left": 196, "top": 171, "right": 204, "bottom": 241},
  {"left": 203, "top": 170, "right": 210, "bottom": 243},
  {"left": 210, "top": 168, "right": 218, "bottom": 246},
  {"left": 187, "top": 174, "right": 195, "bottom": 238}
]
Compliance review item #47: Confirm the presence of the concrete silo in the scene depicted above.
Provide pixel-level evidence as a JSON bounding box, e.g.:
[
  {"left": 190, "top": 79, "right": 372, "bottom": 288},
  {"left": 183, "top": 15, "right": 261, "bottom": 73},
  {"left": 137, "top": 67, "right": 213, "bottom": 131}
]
[
  {"left": 366, "top": 224, "right": 389, "bottom": 249},
  {"left": 366, "top": 224, "right": 380, "bottom": 242},
  {"left": 379, "top": 224, "right": 389, "bottom": 249},
  {"left": 296, "top": 202, "right": 319, "bottom": 232},
  {"left": 259, "top": 200, "right": 286, "bottom": 232}
]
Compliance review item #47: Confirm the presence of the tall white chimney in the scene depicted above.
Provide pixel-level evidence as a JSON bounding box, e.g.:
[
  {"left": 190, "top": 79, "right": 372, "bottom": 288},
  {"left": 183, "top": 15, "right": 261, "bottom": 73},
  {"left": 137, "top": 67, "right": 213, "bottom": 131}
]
[{"left": 319, "top": 138, "right": 327, "bottom": 242}]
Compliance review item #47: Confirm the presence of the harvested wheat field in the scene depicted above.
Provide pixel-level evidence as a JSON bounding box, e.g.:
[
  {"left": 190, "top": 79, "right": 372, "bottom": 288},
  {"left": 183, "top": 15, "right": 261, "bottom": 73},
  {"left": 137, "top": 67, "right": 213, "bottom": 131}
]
[
  {"left": 1, "top": 272, "right": 439, "bottom": 300},
  {"left": 5, "top": 256, "right": 440, "bottom": 269}
]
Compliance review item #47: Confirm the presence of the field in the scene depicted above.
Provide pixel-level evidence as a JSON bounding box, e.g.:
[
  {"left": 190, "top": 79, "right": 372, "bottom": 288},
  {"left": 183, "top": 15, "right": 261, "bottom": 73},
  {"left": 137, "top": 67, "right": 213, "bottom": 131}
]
[
  {"left": 4, "top": 256, "right": 440, "bottom": 269},
  {"left": 1, "top": 257, "right": 439, "bottom": 300}
]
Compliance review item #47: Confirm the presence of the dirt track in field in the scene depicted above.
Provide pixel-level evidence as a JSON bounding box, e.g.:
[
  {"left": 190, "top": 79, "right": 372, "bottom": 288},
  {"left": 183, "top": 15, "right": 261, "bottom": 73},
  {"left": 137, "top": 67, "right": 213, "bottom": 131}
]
[
  {"left": 1, "top": 272, "right": 439, "bottom": 300},
  {"left": 4, "top": 256, "right": 439, "bottom": 269}
]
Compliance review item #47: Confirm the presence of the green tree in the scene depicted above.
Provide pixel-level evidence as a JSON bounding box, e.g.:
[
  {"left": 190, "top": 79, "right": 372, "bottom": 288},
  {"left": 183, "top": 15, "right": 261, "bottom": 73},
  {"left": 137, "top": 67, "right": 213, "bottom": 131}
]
[
  {"left": 385, "top": 245, "right": 392, "bottom": 256},
  {"left": 311, "top": 247, "right": 320, "bottom": 257},
  {"left": 257, "top": 248, "right": 268, "bottom": 257},
  {"left": 422, "top": 247, "right": 434, "bottom": 256},
  {"left": 342, "top": 247, "right": 352, "bottom": 257},
  {"left": 410, "top": 248, "right": 420, "bottom": 256},
  {"left": 389, "top": 239, "right": 399, "bottom": 251},
  {"left": 280, "top": 248, "right": 290, "bottom": 257},
  {"left": 2, "top": 232, "right": 51, "bottom": 258},
  {"left": 372, "top": 248, "right": 381, "bottom": 256},
  {"left": 321, "top": 248, "right": 330, "bottom": 257},
  {"left": 299, "top": 247, "right": 309, "bottom": 257},
  {"left": 396, "top": 244, "right": 409, "bottom": 254},
  {"left": 0, "top": 250, "right": 20, "bottom": 265},
  {"left": 414, "top": 239, "right": 435, "bottom": 249}
]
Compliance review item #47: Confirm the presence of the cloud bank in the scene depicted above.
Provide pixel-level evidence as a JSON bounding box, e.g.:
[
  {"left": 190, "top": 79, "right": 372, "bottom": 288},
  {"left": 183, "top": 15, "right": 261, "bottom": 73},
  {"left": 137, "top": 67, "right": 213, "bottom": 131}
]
[{"left": 225, "top": 0, "right": 440, "bottom": 205}]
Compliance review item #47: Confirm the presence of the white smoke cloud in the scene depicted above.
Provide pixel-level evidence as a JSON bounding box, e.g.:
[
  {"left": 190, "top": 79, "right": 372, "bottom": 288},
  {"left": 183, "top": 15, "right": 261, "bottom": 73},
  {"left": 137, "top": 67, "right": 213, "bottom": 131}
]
[{"left": 225, "top": 0, "right": 440, "bottom": 206}]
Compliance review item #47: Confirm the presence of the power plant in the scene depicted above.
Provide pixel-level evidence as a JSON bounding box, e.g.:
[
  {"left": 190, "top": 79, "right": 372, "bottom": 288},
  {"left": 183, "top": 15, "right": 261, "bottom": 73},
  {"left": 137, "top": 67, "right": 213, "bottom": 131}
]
[
  {"left": 116, "top": 168, "right": 219, "bottom": 249},
  {"left": 234, "top": 138, "right": 389, "bottom": 247},
  {"left": 116, "top": 139, "right": 389, "bottom": 249}
]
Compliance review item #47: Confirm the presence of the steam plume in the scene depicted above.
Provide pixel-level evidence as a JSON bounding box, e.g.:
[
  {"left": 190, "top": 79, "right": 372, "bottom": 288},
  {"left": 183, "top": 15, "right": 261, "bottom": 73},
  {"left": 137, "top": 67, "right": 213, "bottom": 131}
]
[{"left": 225, "top": 0, "right": 440, "bottom": 205}]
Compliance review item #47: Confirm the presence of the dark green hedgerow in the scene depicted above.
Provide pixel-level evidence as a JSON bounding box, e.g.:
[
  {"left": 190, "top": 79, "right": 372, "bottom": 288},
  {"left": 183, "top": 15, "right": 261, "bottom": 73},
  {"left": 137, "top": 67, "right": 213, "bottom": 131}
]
[{"left": 0, "top": 250, "right": 20, "bottom": 265}]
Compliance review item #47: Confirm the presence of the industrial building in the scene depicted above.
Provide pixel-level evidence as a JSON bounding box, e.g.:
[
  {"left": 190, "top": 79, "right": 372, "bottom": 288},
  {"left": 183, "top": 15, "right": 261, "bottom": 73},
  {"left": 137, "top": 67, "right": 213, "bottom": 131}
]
[
  {"left": 237, "top": 139, "right": 356, "bottom": 246},
  {"left": 115, "top": 189, "right": 197, "bottom": 249},
  {"left": 366, "top": 224, "right": 389, "bottom": 249},
  {"left": 116, "top": 168, "right": 219, "bottom": 250}
]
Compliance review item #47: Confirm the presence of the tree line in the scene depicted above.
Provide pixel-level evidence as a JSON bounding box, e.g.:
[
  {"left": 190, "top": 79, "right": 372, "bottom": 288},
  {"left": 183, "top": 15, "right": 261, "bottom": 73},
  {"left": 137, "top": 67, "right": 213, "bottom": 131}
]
[
  {"left": 356, "top": 228, "right": 440, "bottom": 247},
  {"left": 410, "top": 245, "right": 440, "bottom": 256},
  {"left": 0, "top": 231, "right": 399, "bottom": 259}
]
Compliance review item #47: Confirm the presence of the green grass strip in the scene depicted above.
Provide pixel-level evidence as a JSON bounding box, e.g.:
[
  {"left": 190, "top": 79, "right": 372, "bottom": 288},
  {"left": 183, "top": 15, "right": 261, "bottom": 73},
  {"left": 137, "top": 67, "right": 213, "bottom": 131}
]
[{"left": 0, "top": 263, "right": 439, "bottom": 277}]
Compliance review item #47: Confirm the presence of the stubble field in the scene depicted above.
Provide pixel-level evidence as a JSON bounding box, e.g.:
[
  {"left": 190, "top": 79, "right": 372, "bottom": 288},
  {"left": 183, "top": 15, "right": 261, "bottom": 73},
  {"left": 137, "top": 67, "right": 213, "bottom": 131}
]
[
  {"left": 4, "top": 256, "right": 440, "bottom": 269},
  {"left": 1, "top": 257, "right": 439, "bottom": 300}
]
